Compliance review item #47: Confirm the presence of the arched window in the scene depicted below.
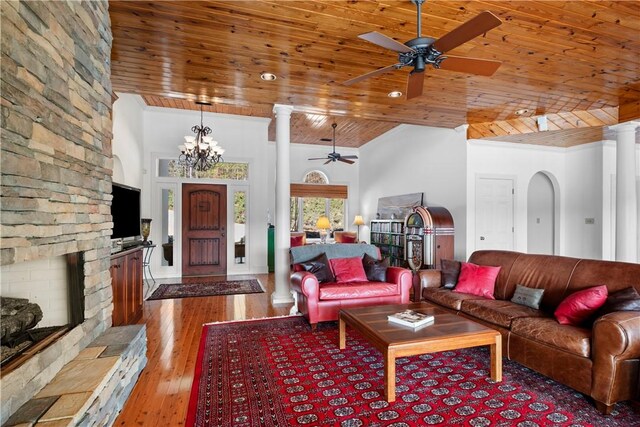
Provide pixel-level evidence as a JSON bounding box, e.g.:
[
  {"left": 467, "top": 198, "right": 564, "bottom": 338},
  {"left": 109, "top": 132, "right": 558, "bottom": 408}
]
[
  {"left": 304, "top": 170, "right": 328, "bottom": 184},
  {"left": 291, "top": 170, "right": 345, "bottom": 236}
]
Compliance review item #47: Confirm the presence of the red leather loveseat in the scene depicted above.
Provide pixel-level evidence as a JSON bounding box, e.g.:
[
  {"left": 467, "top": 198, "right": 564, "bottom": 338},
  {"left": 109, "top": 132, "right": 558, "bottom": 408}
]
[
  {"left": 290, "top": 243, "right": 412, "bottom": 329},
  {"left": 418, "top": 250, "right": 640, "bottom": 414}
]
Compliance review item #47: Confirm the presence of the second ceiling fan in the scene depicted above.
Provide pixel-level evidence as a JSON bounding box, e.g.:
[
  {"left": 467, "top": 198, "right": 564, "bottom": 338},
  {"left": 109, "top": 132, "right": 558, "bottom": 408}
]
[
  {"left": 308, "top": 123, "right": 358, "bottom": 165},
  {"left": 344, "top": 0, "right": 502, "bottom": 99}
]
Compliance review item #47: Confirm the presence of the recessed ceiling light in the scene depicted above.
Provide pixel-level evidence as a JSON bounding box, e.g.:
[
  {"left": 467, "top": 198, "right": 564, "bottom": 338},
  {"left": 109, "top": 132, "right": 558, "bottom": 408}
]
[
  {"left": 388, "top": 91, "right": 403, "bottom": 98},
  {"left": 260, "top": 72, "right": 277, "bottom": 81},
  {"left": 515, "top": 108, "right": 530, "bottom": 116}
]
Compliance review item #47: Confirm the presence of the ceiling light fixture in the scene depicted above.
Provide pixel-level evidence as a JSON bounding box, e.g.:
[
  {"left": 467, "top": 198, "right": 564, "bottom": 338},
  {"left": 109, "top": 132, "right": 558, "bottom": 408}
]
[
  {"left": 260, "top": 72, "right": 277, "bottom": 81},
  {"left": 388, "top": 91, "right": 403, "bottom": 98},
  {"left": 515, "top": 108, "right": 530, "bottom": 116},
  {"left": 178, "top": 102, "right": 224, "bottom": 174}
]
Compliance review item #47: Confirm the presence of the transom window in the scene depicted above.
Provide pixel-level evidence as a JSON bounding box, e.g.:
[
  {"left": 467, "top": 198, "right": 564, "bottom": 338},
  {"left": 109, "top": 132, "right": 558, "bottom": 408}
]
[{"left": 159, "top": 159, "right": 248, "bottom": 180}]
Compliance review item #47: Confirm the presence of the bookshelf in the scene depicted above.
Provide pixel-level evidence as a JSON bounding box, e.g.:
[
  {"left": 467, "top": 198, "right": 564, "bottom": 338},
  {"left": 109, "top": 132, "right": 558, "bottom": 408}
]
[{"left": 370, "top": 219, "right": 406, "bottom": 267}]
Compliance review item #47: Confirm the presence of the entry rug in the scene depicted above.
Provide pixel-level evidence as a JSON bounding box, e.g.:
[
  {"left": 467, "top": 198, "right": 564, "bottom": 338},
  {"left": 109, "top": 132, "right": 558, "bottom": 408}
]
[
  {"left": 186, "top": 316, "right": 639, "bottom": 427},
  {"left": 147, "top": 279, "right": 263, "bottom": 300}
]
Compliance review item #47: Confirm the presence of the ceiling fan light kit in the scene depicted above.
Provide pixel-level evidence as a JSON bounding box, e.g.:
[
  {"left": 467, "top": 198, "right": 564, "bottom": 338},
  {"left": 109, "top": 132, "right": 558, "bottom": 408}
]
[
  {"left": 344, "top": 0, "right": 502, "bottom": 99},
  {"left": 308, "top": 123, "right": 359, "bottom": 165}
]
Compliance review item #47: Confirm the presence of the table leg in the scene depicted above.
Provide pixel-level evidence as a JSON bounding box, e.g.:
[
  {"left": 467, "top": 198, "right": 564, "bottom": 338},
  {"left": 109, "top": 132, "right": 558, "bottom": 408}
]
[
  {"left": 384, "top": 349, "right": 396, "bottom": 402},
  {"left": 338, "top": 317, "right": 346, "bottom": 350},
  {"left": 490, "top": 334, "right": 502, "bottom": 382}
]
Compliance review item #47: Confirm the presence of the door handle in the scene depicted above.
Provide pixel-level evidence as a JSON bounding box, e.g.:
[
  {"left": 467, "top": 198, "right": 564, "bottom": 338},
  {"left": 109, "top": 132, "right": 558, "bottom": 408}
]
[
  {"left": 480, "top": 236, "right": 485, "bottom": 240},
  {"left": 221, "top": 233, "right": 225, "bottom": 237}
]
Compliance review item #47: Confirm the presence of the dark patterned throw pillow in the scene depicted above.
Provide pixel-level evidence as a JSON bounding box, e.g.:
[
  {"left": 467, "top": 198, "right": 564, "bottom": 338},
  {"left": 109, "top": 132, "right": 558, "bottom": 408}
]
[
  {"left": 298, "top": 253, "right": 334, "bottom": 283},
  {"left": 362, "top": 253, "right": 389, "bottom": 282},
  {"left": 596, "top": 287, "right": 640, "bottom": 316},
  {"left": 441, "top": 259, "right": 461, "bottom": 289}
]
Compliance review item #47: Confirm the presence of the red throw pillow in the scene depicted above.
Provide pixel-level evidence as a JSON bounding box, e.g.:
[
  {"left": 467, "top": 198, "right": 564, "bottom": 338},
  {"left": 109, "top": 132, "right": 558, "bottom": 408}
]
[
  {"left": 453, "top": 262, "right": 500, "bottom": 299},
  {"left": 290, "top": 235, "right": 304, "bottom": 247},
  {"left": 554, "top": 285, "right": 608, "bottom": 325},
  {"left": 341, "top": 234, "right": 357, "bottom": 243},
  {"left": 330, "top": 257, "right": 368, "bottom": 283}
]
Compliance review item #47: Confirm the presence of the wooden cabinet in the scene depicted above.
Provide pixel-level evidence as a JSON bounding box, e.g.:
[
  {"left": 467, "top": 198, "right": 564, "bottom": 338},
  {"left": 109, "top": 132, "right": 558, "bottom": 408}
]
[{"left": 110, "top": 247, "right": 143, "bottom": 326}]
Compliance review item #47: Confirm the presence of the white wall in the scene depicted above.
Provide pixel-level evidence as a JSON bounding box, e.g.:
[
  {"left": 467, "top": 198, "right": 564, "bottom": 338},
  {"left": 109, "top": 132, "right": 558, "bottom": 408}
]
[
  {"left": 267, "top": 142, "right": 361, "bottom": 232},
  {"left": 359, "top": 125, "right": 468, "bottom": 260},
  {"left": 143, "top": 106, "right": 271, "bottom": 276},
  {"left": 602, "top": 139, "right": 640, "bottom": 261},
  {"left": 563, "top": 143, "right": 603, "bottom": 259},
  {"left": 467, "top": 139, "right": 607, "bottom": 260},
  {"left": 112, "top": 94, "right": 144, "bottom": 189}
]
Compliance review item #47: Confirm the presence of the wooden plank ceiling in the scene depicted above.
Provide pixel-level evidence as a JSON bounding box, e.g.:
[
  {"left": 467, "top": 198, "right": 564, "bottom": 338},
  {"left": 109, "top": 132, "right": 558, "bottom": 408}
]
[{"left": 110, "top": 1, "right": 640, "bottom": 148}]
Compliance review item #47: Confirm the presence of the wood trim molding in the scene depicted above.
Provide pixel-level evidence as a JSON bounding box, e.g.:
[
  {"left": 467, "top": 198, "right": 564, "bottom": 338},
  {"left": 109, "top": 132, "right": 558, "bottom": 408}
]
[{"left": 290, "top": 183, "right": 348, "bottom": 199}]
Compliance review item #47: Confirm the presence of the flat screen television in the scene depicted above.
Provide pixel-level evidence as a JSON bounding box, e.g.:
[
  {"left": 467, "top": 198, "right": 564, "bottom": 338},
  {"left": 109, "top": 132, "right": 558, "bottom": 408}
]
[{"left": 111, "top": 182, "right": 141, "bottom": 241}]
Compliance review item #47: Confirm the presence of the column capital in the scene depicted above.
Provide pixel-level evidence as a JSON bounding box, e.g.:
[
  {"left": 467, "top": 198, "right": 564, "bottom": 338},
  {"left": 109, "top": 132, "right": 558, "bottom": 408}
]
[
  {"left": 608, "top": 120, "right": 640, "bottom": 133},
  {"left": 273, "top": 104, "right": 294, "bottom": 117}
]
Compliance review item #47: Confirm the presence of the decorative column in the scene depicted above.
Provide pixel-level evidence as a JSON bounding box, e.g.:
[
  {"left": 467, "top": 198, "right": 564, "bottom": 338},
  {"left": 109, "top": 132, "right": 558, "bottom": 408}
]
[
  {"left": 612, "top": 121, "right": 640, "bottom": 262},
  {"left": 272, "top": 104, "right": 295, "bottom": 304}
]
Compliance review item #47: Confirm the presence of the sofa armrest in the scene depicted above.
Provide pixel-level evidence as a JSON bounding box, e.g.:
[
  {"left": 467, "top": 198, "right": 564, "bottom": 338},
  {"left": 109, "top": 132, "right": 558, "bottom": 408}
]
[
  {"left": 290, "top": 271, "right": 319, "bottom": 300},
  {"left": 386, "top": 266, "right": 413, "bottom": 303},
  {"left": 419, "top": 269, "right": 442, "bottom": 289},
  {"left": 591, "top": 311, "right": 640, "bottom": 405}
]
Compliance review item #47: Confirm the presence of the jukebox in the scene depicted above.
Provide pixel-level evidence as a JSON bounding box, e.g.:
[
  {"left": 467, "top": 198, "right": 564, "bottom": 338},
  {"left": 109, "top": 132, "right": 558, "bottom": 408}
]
[{"left": 404, "top": 206, "right": 455, "bottom": 270}]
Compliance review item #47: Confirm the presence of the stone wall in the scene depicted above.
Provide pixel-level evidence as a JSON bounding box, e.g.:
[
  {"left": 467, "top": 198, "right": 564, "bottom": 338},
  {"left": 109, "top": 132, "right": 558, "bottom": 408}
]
[{"left": 0, "top": 0, "right": 116, "bottom": 421}]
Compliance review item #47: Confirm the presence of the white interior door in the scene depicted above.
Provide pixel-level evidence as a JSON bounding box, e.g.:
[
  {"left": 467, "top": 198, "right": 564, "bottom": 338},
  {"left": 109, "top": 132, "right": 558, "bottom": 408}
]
[{"left": 476, "top": 177, "right": 515, "bottom": 250}]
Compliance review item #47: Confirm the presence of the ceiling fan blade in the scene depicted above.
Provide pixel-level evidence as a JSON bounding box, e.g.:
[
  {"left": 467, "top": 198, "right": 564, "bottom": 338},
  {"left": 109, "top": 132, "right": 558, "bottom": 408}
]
[
  {"left": 308, "top": 157, "right": 329, "bottom": 161},
  {"left": 437, "top": 55, "right": 501, "bottom": 76},
  {"left": 341, "top": 155, "right": 358, "bottom": 159},
  {"left": 338, "top": 158, "right": 355, "bottom": 164},
  {"left": 432, "top": 11, "right": 502, "bottom": 54},
  {"left": 344, "top": 63, "right": 400, "bottom": 86},
  {"left": 406, "top": 70, "right": 425, "bottom": 100},
  {"left": 324, "top": 159, "right": 333, "bottom": 165},
  {"left": 358, "top": 32, "right": 414, "bottom": 53}
]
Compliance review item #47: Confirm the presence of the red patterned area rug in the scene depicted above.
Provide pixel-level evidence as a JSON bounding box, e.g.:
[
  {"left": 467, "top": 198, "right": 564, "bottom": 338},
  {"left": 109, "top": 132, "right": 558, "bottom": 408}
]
[
  {"left": 186, "top": 316, "right": 639, "bottom": 427},
  {"left": 147, "top": 279, "right": 263, "bottom": 300}
]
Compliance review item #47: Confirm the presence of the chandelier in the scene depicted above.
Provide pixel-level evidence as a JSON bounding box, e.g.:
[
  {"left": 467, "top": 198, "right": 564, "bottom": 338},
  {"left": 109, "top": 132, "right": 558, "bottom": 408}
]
[{"left": 178, "top": 101, "right": 224, "bottom": 172}]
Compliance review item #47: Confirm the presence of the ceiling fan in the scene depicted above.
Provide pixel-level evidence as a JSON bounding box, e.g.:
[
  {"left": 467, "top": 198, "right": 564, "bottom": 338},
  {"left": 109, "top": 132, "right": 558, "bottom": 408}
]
[
  {"left": 308, "top": 123, "right": 358, "bottom": 165},
  {"left": 344, "top": 0, "right": 502, "bottom": 99}
]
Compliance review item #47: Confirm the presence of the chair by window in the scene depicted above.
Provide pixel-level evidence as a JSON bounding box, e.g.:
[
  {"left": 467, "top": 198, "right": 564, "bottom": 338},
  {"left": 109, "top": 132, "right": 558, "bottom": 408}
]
[{"left": 334, "top": 231, "right": 357, "bottom": 243}]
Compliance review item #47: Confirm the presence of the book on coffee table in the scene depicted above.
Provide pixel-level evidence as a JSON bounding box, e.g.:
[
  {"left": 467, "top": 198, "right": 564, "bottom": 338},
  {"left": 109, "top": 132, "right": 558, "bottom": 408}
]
[{"left": 387, "top": 310, "right": 434, "bottom": 328}]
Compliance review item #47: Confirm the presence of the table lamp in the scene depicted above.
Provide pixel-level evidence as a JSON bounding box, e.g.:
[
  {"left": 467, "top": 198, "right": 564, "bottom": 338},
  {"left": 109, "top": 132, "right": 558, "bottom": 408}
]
[
  {"left": 353, "top": 215, "right": 365, "bottom": 241},
  {"left": 316, "top": 216, "right": 331, "bottom": 244}
]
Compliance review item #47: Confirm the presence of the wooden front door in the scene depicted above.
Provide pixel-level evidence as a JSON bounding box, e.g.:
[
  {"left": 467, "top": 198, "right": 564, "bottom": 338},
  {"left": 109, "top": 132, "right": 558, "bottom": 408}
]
[{"left": 182, "top": 184, "right": 227, "bottom": 276}]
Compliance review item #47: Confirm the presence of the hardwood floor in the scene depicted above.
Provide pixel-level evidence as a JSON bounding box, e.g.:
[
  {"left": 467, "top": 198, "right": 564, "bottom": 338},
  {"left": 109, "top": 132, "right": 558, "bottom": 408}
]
[{"left": 114, "top": 273, "right": 290, "bottom": 426}]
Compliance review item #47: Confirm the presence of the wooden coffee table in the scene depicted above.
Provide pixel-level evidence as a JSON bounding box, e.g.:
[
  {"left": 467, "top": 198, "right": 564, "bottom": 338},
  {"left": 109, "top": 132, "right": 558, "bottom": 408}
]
[{"left": 338, "top": 302, "right": 502, "bottom": 402}]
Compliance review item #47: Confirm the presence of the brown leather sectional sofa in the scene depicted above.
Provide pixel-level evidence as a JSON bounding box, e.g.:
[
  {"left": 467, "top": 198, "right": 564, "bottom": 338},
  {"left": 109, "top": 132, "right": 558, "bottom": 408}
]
[{"left": 418, "top": 250, "right": 640, "bottom": 414}]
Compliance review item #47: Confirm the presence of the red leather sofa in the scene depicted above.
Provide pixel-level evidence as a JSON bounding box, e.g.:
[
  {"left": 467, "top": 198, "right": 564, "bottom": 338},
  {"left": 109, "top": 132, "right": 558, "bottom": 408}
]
[
  {"left": 290, "top": 244, "right": 412, "bottom": 329},
  {"left": 418, "top": 250, "right": 640, "bottom": 414}
]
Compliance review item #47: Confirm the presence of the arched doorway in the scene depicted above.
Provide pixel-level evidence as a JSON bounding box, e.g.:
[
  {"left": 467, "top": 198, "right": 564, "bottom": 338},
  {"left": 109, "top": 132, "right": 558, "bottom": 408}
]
[{"left": 527, "top": 172, "right": 557, "bottom": 254}]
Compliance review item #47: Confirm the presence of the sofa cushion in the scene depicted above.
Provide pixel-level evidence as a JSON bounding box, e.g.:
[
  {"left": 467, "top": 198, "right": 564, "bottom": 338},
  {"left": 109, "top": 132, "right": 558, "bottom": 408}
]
[
  {"left": 362, "top": 253, "right": 389, "bottom": 282},
  {"left": 298, "top": 253, "right": 334, "bottom": 283},
  {"left": 511, "top": 284, "right": 545, "bottom": 309},
  {"left": 422, "top": 288, "right": 484, "bottom": 311},
  {"left": 441, "top": 259, "right": 461, "bottom": 289},
  {"left": 318, "top": 282, "right": 398, "bottom": 300},
  {"left": 511, "top": 317, "right": 592, "bottom": 358},
  {"left": 460, "top": 299, "right": 547, "bottom": 329},
  {"left": 330, "top": 257, "right": 368, "bottom": 282},
  {"left": 554, "top": 285, "right": 608, "bottom": 325},
  {"left": 453, "top": 262, "right": 500, "bottom": 299}
]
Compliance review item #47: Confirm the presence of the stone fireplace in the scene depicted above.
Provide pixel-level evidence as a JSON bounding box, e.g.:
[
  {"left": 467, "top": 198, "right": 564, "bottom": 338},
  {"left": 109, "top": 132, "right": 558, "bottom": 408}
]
[{"left": 1, "top": 1, "right": 146, "bottom": 424}]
